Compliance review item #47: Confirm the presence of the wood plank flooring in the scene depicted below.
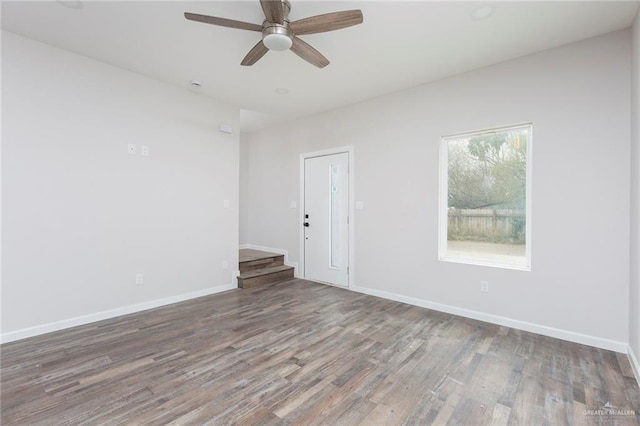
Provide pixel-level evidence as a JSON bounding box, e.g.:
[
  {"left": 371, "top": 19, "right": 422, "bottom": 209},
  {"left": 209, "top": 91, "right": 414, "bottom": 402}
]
[{"left": 2, "top": 279, "right": 639, "bottom": 425}]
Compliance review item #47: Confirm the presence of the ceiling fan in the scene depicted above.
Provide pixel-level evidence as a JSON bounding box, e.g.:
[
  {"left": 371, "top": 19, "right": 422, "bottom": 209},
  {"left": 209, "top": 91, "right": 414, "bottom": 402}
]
[{"left": 184, "top": 0, "right": 363, "bottom": 68}]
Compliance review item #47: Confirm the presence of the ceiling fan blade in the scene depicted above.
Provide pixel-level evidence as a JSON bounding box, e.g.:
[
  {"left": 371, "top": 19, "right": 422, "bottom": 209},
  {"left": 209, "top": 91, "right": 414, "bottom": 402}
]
[
  {"left": 184, "top": 12, "right": 263, "bottom": 32},
  {"left": 290, "top": 37, "right": 329, "bottom": 68},
  {"left": 290, "top": 10, "right": 363, "bottom": 35},
  {"left": 260, "top": 0, "right": 284, "bottom": 24},
  {"left": 241, "top": 40, "right": 269, "bottom": 66}
]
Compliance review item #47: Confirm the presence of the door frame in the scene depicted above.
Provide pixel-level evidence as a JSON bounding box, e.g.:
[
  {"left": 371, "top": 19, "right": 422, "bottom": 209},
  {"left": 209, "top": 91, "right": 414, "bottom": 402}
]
[{"left": 299, "top": 146, "right": 354, "bottom": 288}]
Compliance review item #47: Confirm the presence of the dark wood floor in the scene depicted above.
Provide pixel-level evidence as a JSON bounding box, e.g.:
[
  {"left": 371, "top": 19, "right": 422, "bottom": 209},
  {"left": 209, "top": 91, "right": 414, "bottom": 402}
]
[{"left": 2, "top": 279, "right": 639, "bottom": 425}]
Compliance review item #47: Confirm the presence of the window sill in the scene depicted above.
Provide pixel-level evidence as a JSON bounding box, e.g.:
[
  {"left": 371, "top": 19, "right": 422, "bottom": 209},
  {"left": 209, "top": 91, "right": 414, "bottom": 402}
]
[{"left": 439, "top": 255, "right": 531, "bottom": 271}]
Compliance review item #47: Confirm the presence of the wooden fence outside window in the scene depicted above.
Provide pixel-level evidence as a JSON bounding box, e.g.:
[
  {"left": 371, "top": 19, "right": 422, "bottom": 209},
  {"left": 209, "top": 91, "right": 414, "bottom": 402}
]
[{"left": 448, "top": 208, "right": 525, "bottom": 244}]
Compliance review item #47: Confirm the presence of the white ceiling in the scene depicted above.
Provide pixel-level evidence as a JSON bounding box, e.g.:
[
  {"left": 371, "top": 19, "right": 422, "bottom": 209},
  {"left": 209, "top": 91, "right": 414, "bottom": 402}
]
[{"left": 2, "top": 1, "right": 639, "bottom": 132}]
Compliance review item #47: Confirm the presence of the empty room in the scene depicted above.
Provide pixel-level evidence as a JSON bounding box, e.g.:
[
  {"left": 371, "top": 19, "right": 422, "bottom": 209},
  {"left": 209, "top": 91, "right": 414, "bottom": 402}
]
[{"left": 2, "top": 0, "right": 640, "bottom": 424}]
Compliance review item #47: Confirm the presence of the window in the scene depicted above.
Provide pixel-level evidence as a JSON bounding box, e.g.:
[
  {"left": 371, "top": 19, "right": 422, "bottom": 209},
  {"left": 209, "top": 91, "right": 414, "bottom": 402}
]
[{"left": 439, "top": 124, "right": 532, "bottom": 270}]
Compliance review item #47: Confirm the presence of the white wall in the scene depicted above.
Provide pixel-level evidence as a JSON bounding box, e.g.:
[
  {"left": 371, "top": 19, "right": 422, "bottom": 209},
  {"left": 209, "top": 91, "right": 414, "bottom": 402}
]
[
  {"left": 630, "top": 13, "right": 640, "bottom": 373},
  {"left": 242, "top": 30, "right": 632, "bottom": 351},
  {"left": 1, "top": 32, "right": 240, "bottom": 339}
]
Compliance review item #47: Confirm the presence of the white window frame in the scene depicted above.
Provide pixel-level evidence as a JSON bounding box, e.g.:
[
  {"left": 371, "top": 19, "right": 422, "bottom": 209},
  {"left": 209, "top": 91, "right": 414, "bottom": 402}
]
[{"left": 438, "top": 123, "right": 532, "bottom": 271}]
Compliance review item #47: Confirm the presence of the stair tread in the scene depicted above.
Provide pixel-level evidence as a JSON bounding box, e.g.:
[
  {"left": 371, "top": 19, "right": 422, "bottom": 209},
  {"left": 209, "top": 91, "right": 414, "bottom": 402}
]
[
  {"left": 239, "top": 249, "right": 283, "bottom": 263},
  {"left": 238, "top": 264, "right": 294, "bottom": 279}
]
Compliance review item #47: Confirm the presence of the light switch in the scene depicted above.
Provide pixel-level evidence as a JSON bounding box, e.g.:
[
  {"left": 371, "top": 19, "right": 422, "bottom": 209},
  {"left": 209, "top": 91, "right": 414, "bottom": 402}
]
[
  {"left": 140, "top": 145, "right": 149, "bottom": 156},
  {"left": 355, "top": 201, "right": 364, "bottom": 210},
  {"left": 290, "top": 201, "right": 297, "bottom": 209},
  {"left": 223, "top": 200, "right": 230, "bottom": 209}
]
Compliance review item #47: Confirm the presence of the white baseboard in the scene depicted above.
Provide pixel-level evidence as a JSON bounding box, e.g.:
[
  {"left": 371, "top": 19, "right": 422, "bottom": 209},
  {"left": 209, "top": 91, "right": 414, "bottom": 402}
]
[
  {"left": 629, "top": 346, "right": 640, "bottom": 386},
  {"left": 350, "top": 284, "right": 628, "bottom": 353},
  {"left": 240, "top": 244, "right": 300, "bottom": 278},
  {"left": 0, "top": 283, "right": 237, "bottom": 345}
]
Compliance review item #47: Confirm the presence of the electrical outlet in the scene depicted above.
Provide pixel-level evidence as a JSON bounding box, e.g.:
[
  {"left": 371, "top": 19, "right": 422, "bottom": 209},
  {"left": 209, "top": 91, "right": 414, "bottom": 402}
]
[
  {"left": 136, "top": 273, "right": 144, "bottom": 285},
  {"left": 128, "top": 144, "right": 137, "bottom": 155},
  {"left": 222, "top": 260, "right": 228, "bottom": 270},
  {"left": 140, "top": 145, "right": 149, "bottom": 156},
  {"left": 480, "top": 280, "right": 489, "bottom": 293}
]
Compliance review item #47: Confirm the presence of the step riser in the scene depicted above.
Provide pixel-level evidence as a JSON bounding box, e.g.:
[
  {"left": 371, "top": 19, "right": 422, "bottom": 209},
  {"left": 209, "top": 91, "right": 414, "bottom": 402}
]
[
  {"left": 239, "top": 256, "right": 284, "bottom": 273},
  {"left": 238, "top": 249, "right": 293, "bottom": 289},
  {"left": 238, "top": 269, "right": 294, "bottom": 289}
]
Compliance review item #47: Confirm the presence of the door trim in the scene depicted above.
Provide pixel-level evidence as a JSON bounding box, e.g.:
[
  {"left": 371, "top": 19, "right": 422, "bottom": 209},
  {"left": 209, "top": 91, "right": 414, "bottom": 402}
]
[{"left": 299, "top": 146, "right": 354, "bottom": 288}]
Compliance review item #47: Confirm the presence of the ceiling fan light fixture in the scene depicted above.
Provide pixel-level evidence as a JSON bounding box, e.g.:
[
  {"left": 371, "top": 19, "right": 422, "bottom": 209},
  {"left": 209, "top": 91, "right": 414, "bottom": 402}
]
[
  {"left": 263, "top": 33, "right": 292, "bottom": 51},
  {"left": 262, "top": 23, "right": 293, "bottom": 51}
]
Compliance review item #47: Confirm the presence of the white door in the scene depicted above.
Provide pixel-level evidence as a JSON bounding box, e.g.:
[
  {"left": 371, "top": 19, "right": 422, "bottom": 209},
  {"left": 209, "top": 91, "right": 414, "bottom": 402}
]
[{"left": 304, "top": 153, "right": 349, "bottom": 287}]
